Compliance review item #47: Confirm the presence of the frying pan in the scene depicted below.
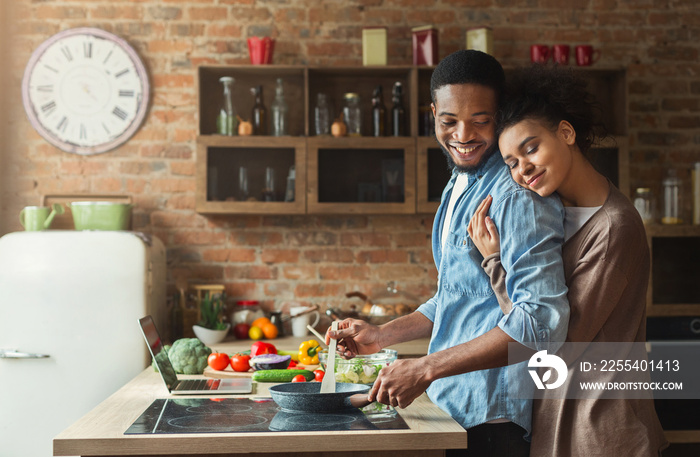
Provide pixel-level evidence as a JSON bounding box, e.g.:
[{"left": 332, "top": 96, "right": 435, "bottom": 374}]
[{"left": 269, "top": 382, "right": 372, "bottom": 413}]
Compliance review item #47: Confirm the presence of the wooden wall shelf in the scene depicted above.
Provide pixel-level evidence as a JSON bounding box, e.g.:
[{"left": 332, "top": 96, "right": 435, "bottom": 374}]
[{"left": 195, "top": 65, "right": 628, "bottom": 216}]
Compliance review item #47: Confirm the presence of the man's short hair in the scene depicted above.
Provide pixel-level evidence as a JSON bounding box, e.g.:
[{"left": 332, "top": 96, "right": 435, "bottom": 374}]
[{"left": 430, "top": 50, "right": 505, "bottom": 104}]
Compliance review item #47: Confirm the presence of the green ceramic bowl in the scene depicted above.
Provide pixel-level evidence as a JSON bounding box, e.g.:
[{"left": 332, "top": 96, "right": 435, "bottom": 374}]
[{"left": 69, "top": 202, "right": 132, "bottom": 231}]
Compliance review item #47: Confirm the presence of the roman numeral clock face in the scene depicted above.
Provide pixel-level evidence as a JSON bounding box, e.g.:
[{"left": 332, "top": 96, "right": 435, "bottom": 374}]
[{"left": 22, "top": 28, "right": 150, "bottom": 155}]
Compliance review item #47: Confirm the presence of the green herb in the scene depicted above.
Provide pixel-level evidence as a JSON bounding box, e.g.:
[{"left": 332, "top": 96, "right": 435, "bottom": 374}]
[{"left": 197, "top": 292, "right": 228, "bottom": 330}]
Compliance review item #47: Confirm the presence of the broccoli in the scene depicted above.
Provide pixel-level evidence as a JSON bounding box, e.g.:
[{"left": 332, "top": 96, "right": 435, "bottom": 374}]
[{"left": 152, "top": 338, "right": 212, "bottom": 375}]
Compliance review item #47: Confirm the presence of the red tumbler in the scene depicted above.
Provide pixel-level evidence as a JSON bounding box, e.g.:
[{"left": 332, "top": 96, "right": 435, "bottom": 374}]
[{"left": 247, "top": 37, "right": 275, "bottom": 65}]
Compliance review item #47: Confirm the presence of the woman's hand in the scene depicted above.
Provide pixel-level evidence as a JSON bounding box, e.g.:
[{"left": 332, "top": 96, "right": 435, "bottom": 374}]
[{"left": 467, "top": 195, "right": 501, "bottom": 258}]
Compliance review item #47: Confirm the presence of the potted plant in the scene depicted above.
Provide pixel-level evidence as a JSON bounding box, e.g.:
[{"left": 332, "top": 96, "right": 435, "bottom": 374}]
[{"left": 192, "top": 292, "right": 230, "bottom": 345}]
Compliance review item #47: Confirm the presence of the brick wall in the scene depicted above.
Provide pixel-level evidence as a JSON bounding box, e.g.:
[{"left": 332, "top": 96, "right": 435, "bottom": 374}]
[{"left": 2, "top": 0, "right": 699, "bottom": 314}]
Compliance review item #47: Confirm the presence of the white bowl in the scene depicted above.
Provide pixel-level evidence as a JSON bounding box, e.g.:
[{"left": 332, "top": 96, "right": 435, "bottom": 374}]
[{"left": 192, "top": 324, "right": 230, "bottom": 345}]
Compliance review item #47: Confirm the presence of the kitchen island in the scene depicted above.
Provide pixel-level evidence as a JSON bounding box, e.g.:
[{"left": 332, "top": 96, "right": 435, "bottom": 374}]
[{"left": 53, "top": 367, "right": 466, "bottom": 457}]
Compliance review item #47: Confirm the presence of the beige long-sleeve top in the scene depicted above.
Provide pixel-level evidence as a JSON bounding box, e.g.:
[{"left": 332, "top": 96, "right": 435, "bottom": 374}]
[{"left": 482, "top": 183, "right": 667, "bottom": 456}]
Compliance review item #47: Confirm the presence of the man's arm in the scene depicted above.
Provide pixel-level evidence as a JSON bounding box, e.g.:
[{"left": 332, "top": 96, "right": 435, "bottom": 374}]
[
  {"left": 330, "top": 310, "right": 433, "bottom": 358},
  {"left": 368, "top": 327, "right": 516, "bottom": 408}
]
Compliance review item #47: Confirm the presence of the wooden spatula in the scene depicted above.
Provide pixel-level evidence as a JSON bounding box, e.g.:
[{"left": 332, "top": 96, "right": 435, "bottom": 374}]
[{"left": 320, "top": 321, "right": 338, "bottom": 393}]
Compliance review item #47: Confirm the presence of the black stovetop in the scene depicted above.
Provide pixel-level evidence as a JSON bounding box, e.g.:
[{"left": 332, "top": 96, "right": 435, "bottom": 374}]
[{"left": 125, "top": 397, "right": 409, "bottom": 434}]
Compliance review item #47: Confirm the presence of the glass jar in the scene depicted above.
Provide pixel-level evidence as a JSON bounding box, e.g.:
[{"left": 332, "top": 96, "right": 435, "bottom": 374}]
[
  {"left": 314, "top": 93, "right": 330, "bottom": 136},
  {"left": 343, "top": 92, "right": 362, "bottom": 136},
  {"left": 231, "top": 300, "right": 263, "bottom": 325},
  {"left": 633, "top": 187, "right": 654, "bottom": 224},
  {"left": 662, "top": 169, "right": 683, "bottom": 225}
]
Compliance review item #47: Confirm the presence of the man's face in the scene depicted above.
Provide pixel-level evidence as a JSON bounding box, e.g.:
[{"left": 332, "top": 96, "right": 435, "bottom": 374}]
[{"left": 431, "top": 83, "right": 498, "bottom": 172}]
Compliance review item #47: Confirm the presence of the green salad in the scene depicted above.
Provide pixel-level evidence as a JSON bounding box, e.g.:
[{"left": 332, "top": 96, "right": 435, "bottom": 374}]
[{"left": 334, "top": 358, "right": 383, "bottom": 384}]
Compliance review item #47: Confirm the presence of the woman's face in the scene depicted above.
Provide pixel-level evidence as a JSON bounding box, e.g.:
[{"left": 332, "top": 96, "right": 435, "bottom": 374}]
[{"left": 498, "top": 118, "right": 575, "bottom": 198}]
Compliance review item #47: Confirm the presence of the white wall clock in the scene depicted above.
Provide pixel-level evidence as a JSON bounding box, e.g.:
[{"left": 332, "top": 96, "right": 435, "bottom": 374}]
[{"left": 21, "top": 27, "right": 150, "bottom": 155}]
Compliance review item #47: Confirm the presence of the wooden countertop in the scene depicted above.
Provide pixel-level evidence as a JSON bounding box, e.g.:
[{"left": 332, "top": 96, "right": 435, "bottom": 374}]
[{"left": 53, "top": 367, "right": 466, "bottom": 457}]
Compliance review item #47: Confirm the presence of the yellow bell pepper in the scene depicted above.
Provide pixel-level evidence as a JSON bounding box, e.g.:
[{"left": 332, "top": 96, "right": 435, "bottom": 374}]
[{"left": 298, "top": 339, "right": 320, "bottom": 365}]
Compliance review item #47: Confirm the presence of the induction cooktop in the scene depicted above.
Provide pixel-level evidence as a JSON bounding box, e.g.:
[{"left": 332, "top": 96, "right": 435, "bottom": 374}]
[{"left": 125, "top": 397, "right": 409, "bottom": 434}]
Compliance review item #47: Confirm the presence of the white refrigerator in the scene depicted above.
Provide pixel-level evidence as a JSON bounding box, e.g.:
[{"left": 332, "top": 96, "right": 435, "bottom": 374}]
[{"left": 0, "top": 231, "right": 167, "bottom": 457}]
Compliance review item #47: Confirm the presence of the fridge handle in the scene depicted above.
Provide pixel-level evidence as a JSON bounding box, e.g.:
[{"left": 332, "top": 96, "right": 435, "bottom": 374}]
[{"left": 0, "top": 349, "right": 50, "bottom": 359}]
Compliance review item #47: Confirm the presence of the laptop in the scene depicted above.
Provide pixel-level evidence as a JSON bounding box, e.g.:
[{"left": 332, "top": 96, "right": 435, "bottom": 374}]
[{"left": 138, "top": 315, "right": 252, "bottom": 395}]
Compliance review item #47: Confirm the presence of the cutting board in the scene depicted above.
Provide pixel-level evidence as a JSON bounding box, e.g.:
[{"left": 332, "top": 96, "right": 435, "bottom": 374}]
[{"left": 204, "top": 364, "right": 320, "bottom": 379}]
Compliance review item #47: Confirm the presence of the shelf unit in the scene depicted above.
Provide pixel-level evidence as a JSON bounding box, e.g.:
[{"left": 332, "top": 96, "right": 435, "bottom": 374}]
[
  {"left": 196, "top": 64, "right": 629, "bottom": 216},
  {"left": 645, "top": 224, "right": 700, "bottom": 316}
]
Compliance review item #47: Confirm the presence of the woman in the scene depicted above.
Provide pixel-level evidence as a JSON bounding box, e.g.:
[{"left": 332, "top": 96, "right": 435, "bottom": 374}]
[{"left": 467, "top": 64, "right": 668, "bottom": 456}]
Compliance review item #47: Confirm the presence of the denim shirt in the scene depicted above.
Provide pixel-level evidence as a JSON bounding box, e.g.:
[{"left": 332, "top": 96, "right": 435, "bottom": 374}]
[{"left": 416, "top": 151, "right": 569, "bottom": 435}]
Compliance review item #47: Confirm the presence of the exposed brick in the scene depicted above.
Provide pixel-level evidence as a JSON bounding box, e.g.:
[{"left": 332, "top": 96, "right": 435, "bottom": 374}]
[
  {"left": 355, "top": 249, "right": 409, "bottom": 263},
  {"left": 637, "top": 131, "right": 690, "bottom": 147},
  {"left": 668, "top": 116, "right": 700, "bottom": 129},
  {"left": 173, "top": 230, "right": 227, "bottom": 246},
  {"left": 148, "top": 6, "right": 183, "bottom": 20},
  {"left": 319, "top": 265, "right": 371, "bottom": 280},
  {"left": 261, "top": 249, "right": 300, "bottom": 264},
  {"left": 188, "top": 6, "right": 228, "bottom": 21},
  {"left": 304, "top": 249, "right": 355, "bottom": 263},
  {"left": 282, "top": 265, "right": 318, "bottom": 280},
  {"left": 294, "top": 282, "right": 347, "bottom": 298},
  {"left": 4, "top": 0, "right": 700, "bottom": 311},
  {"left": 224, "top": 265, "right": 278, "bottom": 280},
  {"left": 661, "top": 98, "right": 700, "bottom": 112},
  {"left": 151, "top": 178, "right": 196, "bottom": 193},
  {"left": 340, "top": 233, "right": 392, "bottom": 247}
]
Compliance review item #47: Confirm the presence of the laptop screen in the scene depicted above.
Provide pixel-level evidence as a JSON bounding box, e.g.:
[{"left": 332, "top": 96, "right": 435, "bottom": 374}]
[{"left": 139, "top": 316, "right": 178, "bottom": 390}]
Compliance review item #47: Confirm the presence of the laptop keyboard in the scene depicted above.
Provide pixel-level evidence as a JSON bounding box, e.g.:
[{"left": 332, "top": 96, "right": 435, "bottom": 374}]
[{"left": 175, "top": 378, "right": 221, "bottom": 391}]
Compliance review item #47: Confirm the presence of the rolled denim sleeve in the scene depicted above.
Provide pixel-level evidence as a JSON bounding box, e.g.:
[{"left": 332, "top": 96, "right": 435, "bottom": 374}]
[
  {"left": 492, "top": 189, "right": 569, "bottom": 351},
  {"left": 416, "top": 295, "right": 438, "bottom": 322}
]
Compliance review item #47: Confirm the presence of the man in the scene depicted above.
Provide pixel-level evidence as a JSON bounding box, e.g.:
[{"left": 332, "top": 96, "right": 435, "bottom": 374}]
[{"left": 328, "top": 50, "right": 570, "bottom": 456}]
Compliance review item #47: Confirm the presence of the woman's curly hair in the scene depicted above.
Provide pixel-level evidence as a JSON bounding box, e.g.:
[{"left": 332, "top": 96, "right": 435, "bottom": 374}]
[{"left": 496, "top": 64, "right": 607, "bottom": 154}]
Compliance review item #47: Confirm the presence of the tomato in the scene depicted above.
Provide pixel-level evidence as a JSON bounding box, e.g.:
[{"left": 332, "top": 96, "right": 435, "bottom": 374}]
[
  {"left": 313, "top": 369, "right": 325, "bottom": 382},
  {"left": 230, "top": 353, "right": 252, "bottom": 372},
  {"left": 207, "top": 353, "right": 230, "bottom": 371},
  {"left": 288, "top": 360, "right": 298, "bottom": 369},
  {"left": 291, "top": 374, "right": 307, "bottom": 383}
]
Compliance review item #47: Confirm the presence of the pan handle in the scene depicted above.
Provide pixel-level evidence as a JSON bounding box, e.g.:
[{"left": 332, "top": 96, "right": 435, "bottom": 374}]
[{"left": 347, "top": 393, "right": 373, "bottom": 409}]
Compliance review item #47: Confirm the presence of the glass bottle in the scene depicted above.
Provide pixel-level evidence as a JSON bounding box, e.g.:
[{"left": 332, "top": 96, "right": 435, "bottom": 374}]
[
  {"left": 391, "top": 82, "right": 406, "bottom": 137},
  {"left": 314, "top": 93, "right": 331, "bottom": 136},
  {"left": 662, "top": 169, "right": 683, "bottom": 224},
  {"left": 270, "top": 78, "right": 288, "bottom": 136},
  {"left": 343, "top": 92, "right": 362, "bottom": 136},
  {"left": 371, "top": 85, "right": 386, "bottom": 137},
  {"left": 262, "top": 167, "right": 275, "bottom": 201},
  {"left": 216, "top": 76, "right": 237, "bottom": 135},
  {"left": 284, "top": 165, "right": 295, "bottom": 202},
  {"left": 238, "top": 166, "right": 249, "bottom": 201},
  {"left": 633, "top": 187, "right": 654, "bottom": 224},
  {"left": 251, "top": 85, "right": 267, "bottom": 135},
  {"left": 661, "top": 169, "right": 683, "bottom": 224}
]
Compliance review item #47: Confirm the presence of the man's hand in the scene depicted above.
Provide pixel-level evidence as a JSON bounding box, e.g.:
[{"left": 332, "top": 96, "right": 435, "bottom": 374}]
[
  {"left": 369, "top": 357, "right": 431, "bottom": 409},
  {"left": 467, "top": 194, "right": 501, "bottom": 258},
  {"left": 325, "top": 318, "right": 382, "bottom": 358}
]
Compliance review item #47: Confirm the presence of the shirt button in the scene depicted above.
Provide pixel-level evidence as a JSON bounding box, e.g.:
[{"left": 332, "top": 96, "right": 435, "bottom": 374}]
[{"left": 463, "top": 240, "right": 467, "bottom": 245}]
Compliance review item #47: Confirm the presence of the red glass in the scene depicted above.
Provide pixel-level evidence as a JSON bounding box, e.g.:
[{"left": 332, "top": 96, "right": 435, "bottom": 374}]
[{"left": 247, "top": 37, "right": 275, "bottom": 65}]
